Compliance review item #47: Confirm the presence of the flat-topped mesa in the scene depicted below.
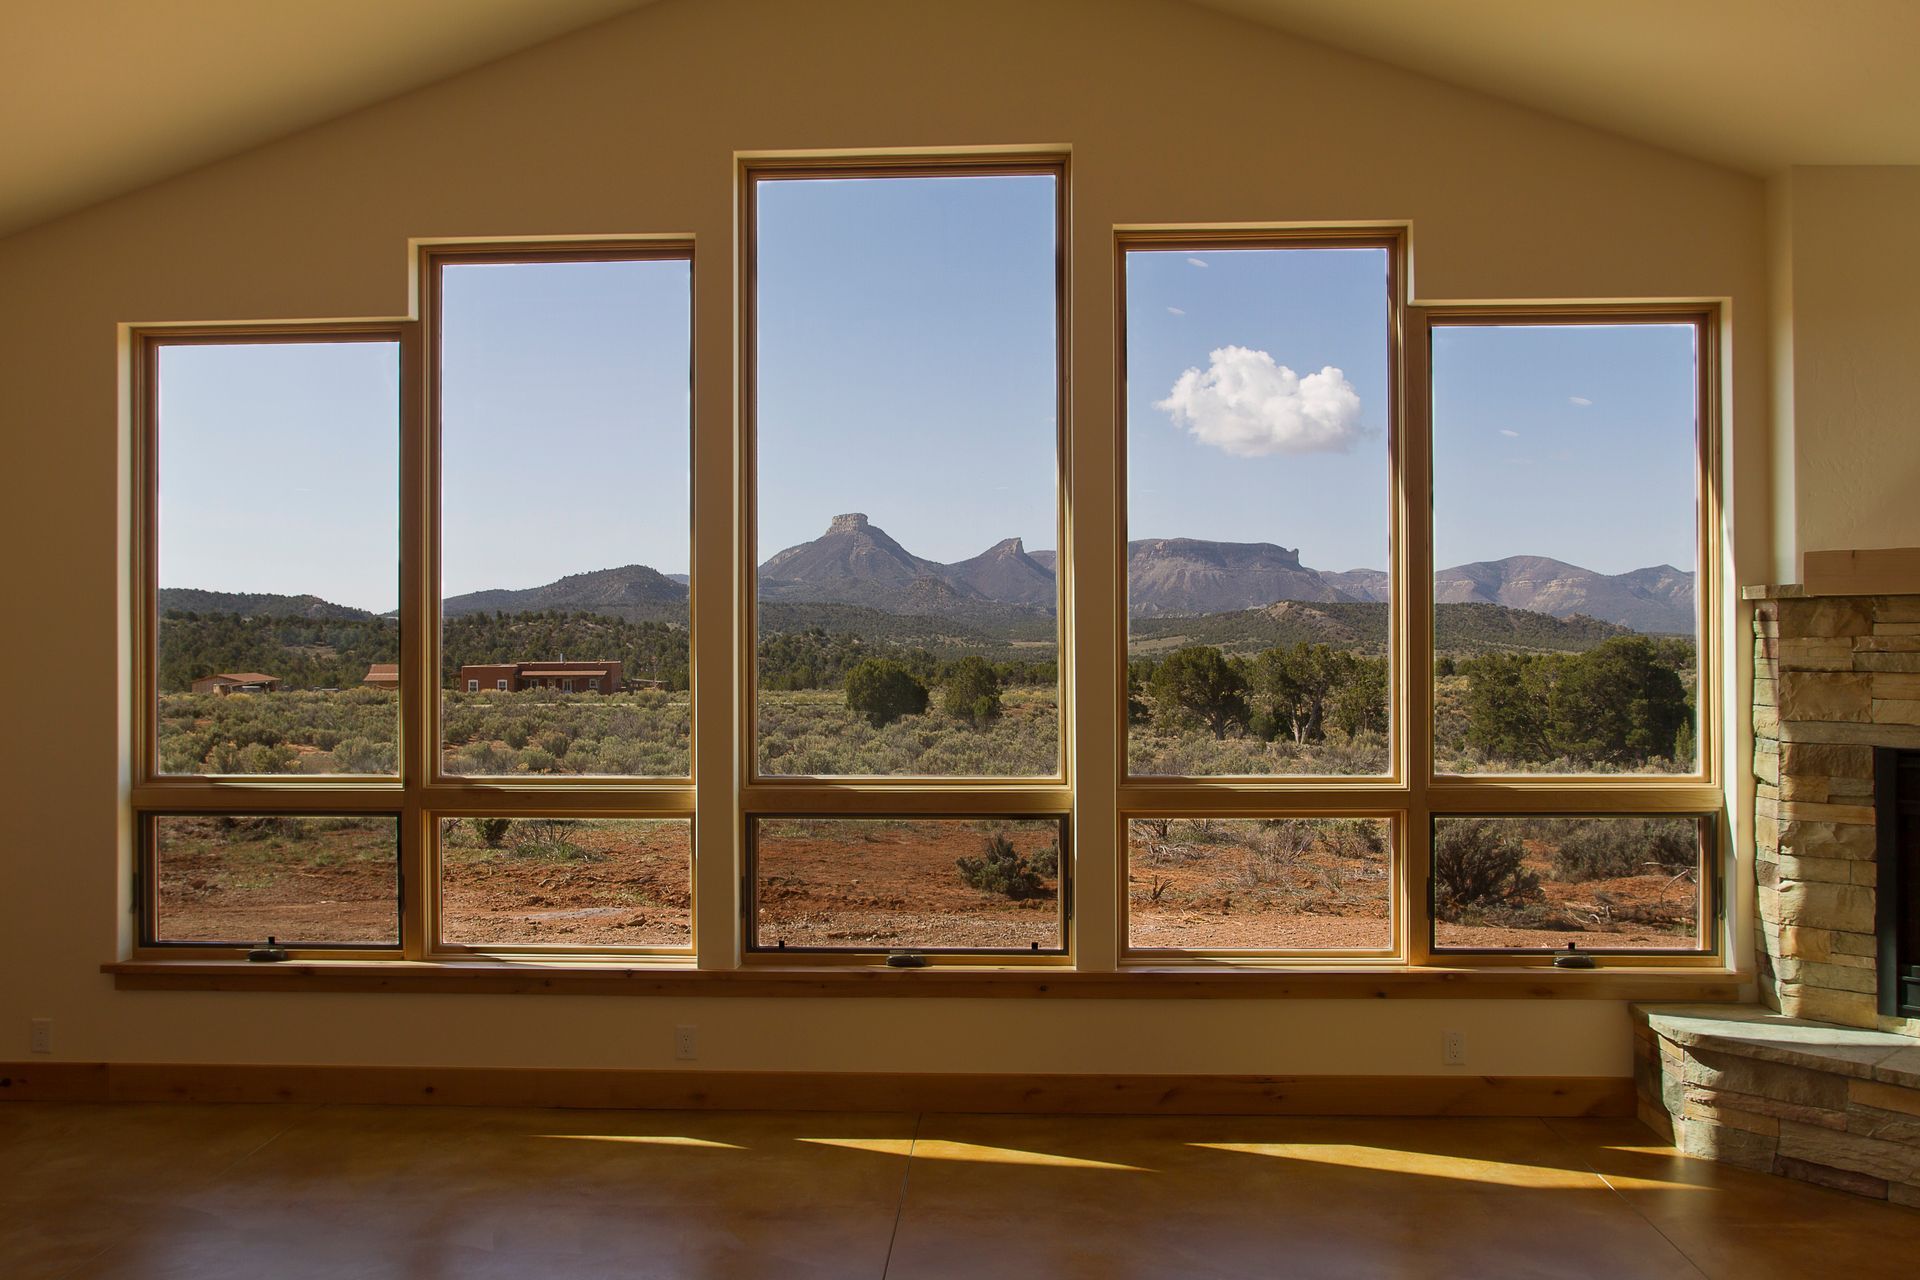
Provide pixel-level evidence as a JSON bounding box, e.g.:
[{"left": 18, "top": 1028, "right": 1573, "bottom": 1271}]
[{"left": 827, "top": 513, "right": 870, "bottom": 534}]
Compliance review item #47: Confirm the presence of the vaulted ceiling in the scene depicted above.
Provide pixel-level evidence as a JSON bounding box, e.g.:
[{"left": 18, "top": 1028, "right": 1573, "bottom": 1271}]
[{"left": 3, "top": 0, "right": 1916, "bottom": 240}]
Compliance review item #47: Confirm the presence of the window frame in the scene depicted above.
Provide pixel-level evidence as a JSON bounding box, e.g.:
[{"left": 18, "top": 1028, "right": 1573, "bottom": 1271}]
[
  {"left": 743, "top": 813, "right": 1072, "bottom": 960},
  {"left": 119, "top": 194, "right": 1732, "bottom": 981},
  {"left": 735, "top": 153, "right": 1075, "bottom": 964},
  {"left": 139, "top": 810, "right": 406, "bottom": 955}
]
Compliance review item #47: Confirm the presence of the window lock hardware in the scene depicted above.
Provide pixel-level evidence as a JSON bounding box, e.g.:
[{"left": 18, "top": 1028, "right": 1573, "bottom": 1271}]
[
  {"left": 1552, "top": 941, "right": 1597, "bottom": 969},
  {"left": 885, "top": 949, "right": 929, "bottom": 968},
  {"left": 248, "top": 936, "right": 290, "bottom": 963}
]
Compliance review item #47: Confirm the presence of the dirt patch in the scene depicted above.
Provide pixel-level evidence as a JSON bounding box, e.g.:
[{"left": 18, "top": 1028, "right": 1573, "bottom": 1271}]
[
  {"left": 754, "top": 819, "right": 1062, "bottom": 951},
  {"left": 440, "top": 819, "right": 691, "bottom": 949}
]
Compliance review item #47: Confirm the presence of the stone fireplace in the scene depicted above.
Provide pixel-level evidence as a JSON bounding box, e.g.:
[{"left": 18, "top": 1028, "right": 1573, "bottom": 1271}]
[
  {"left": 1750, "top": 586, "right": 1920, "bottom": 1038},
  {"left": 1633, "top": 581, "right": 1920, "bottom": 1206}
]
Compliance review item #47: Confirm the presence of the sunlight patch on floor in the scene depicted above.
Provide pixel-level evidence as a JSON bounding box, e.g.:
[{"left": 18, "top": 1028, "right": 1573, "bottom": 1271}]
[
  {"left": 1189, "top": 1141, "right": 1600, "bottom": 1188},
  {"left": 803, "top": 1136, "right": 1150, "bottom": 1171},
  {"left": 533, "top": 1134, "right": 747, "bottom": 1149}
]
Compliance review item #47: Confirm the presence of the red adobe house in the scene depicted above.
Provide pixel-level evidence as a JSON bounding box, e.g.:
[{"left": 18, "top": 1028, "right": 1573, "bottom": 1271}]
[{"left": 456, "top": 660, "right": 623, "bottom": 694}]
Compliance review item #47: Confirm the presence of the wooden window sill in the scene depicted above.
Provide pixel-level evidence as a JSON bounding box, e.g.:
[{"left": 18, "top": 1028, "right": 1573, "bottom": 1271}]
[{"left": 103, "top": 959, "right": 1742, "bottom": 1001}]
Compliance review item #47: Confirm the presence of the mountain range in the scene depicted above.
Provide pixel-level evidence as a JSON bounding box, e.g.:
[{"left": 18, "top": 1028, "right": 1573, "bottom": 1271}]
[{"left": 160, "top": 513, "right": 1696, "bottom": 635}]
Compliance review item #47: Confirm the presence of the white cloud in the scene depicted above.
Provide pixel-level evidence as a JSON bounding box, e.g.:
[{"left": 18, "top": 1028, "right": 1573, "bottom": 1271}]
[
  {"left": 1499, "top": 429, "right": 1520, "bottom": 438},
  {"left": 1156, "top": 346, "right": 1365, "bottom": 457},
  {"left": 1186, "top": 257, "right": 1208, "bottom": 268},
  {"left": 1166, "top": 306, "right": 1186, "bottom": 316},
  {"left": 1569, "top": 395, "right": 1593, "bottom": 406}
]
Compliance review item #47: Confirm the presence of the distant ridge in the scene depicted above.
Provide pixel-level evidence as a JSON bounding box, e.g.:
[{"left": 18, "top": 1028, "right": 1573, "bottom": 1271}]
[
  {"left": 441, "top": 564, "right": 688, "bottom": 623},
  {"left": 166, "top": 518, "right": 1696, "bottom": 637},
  {"left": 157, "top": 588, "right": 374, "bottom": 621},
  {"left": 1434, "top": 556, "right": 1694, "bottom": 634}
]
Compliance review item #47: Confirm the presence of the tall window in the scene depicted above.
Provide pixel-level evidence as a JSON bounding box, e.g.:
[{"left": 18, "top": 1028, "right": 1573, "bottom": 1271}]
[
  {"left": 151, "top": 337, "right": 400, "bottom": 777},
  {"left": 1424, "top": 311, "right": 1716, "bottom": 955},
  {"left": 1125, "top": 241, "right": 1394, "bottom": 778},
  {"left": 437, "top": 253, "right": 692, "bottom": 779},
  {"left": 744, "top": 157, "right": 1068, "bottom": 955}
]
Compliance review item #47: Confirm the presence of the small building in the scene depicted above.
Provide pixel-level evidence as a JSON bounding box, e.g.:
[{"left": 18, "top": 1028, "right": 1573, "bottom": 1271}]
[
  {"left": 456, "top": 660, "right": 624, "bottom": 694},
  {"left": 191, "top": 672, "right": 280, "bottom": 695},
  {"left": 362, "top": 663, "right": 399, "bottom": 690}
]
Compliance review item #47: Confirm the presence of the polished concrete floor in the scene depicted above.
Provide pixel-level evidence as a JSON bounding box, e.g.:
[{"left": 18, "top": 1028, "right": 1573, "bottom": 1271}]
[{"left": 4, "top": 1103, "right": 1919, "bottom": 1278}]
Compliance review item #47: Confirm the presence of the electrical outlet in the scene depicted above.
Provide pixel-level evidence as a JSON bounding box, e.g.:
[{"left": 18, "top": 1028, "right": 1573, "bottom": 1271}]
[
  {"left": 29, "top": 1019, "right": 52, "bottom": 1055},
  {"left": 674, "top": 1025, "right": 697, "bottom": 1061},
  {"left": 1442, "top": 1029, "right": 1465, "bottom": 1066}
]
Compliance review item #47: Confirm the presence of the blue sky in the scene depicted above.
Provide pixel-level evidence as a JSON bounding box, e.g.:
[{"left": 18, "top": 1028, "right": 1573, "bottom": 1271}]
[
  {"left": 755, "top": 174, "right": 1059, "bottom": 564},
  {"left": 158, "top": 340, "right": 400, "bottom": 614},
  {"left": 1127, "top": 247, "right": 1391, "bottom": 573},
  {"left": 1431, "top": 323, "right": 1698, "bottom": 576},
  {"left": 440, "top": 258, "right": 691, "bottom": 595},
  {"left": 158, "top": 182, "right": 1698, "bottom": 613}
]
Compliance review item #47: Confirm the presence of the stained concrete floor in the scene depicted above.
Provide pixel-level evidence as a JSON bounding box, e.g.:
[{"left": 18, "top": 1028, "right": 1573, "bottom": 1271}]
[{"left": 4, "top": 1103, "right": 1919, "bottom": 1278}]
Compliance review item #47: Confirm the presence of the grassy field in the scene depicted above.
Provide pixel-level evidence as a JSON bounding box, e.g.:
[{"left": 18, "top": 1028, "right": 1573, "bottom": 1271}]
[{"left": 158, "top": 679, "right": 1688, "bottom": 778}]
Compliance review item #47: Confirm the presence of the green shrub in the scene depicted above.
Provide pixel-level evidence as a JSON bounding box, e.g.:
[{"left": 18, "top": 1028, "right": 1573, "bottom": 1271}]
[
  {"left": 942, "top": 656, "right": 1002, "bottom": 725},
  {"left": 955, "top": 833, "right": 1048, "bottom": 900},
  {"left": 470, "top": 817, "right": 511, "bottom": 848},
  {"left": 1029, "top": 844, "right": 1060, "bottom": 878},
  {"left": 844, "top": 658, "right": 929, "bottom": 728},
  {"left": 1550, "top": 818, "right": 1698, "bottom": 882},
  {"left": 1434, "top": 818, "right": 1541, "bottom": 910}
]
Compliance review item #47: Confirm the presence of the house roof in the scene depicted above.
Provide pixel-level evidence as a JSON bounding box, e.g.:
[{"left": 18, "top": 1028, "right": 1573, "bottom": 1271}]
[
  {"left": 364, "top": 663, "right": 398, "bottom": 674},
  {"left": 519, "top": 668, "right": 607, "bottom": 679},
  {"left": 209, "top": 673, "right": 277, "bottom": 684},
  {"left": 0, "top": 0, "right": 1915, "bottom": 242}
]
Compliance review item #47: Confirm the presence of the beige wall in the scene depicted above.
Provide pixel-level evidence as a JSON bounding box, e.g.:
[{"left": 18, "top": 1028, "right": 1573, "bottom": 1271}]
[
  {"left": 1771, "top": 166, "right": 1920, "bottom": 571},
  {"left": 0, "top": 0, "right": 1771, "bottom": 1077}
]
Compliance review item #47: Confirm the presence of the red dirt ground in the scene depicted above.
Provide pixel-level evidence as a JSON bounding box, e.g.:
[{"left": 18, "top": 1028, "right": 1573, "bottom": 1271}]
[{"left": 754, "top": 819, "right": 1062, "bottom": 951}]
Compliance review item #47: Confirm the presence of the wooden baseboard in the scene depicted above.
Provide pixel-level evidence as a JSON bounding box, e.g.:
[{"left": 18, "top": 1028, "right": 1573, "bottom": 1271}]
[{"left": 0, "top": 1062, "right": 1633, "bottom": 1116}]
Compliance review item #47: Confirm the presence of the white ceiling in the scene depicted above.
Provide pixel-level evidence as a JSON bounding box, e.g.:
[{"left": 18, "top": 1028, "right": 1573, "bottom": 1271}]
[{"left": 3, "top": 0, "right": 1916, "bottom": 240}]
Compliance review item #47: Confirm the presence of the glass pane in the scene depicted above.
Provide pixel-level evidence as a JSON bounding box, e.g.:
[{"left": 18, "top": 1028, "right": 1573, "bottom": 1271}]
[
  {"left": 1125, "top": 246, "right": 1393, "bottom": 777},
  {"left": 1431, "top": 323, "right": 1700, "bottom": 775},
  {"left": 1432, "top": 815, "right": 1708, "bottom": 952},
  {"left": 752, "top": 817, "right": 1065, "bottom": 952},
  {"left": 155, "top": 341, "right": 399, "bottom": 775},
  {"left": 754, "top": 173, "right": 1060, "bottom": 777},
  {"left": 439, "top": 817, "right": 691, "bottom": 949},
  {"left": 152, "top": 815, "right": 398, "bottom": 946},
  {"left": 439, "top": 257, "right": 692, "bottom": 777},
  {"left": 1127, "top": 818, "right": 1392, "bottom": 951}
]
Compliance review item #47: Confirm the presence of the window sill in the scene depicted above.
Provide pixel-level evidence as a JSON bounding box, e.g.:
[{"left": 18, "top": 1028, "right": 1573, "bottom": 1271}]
[{"left": 102, "top": 959, "right": 1742, "bottom": 1001}]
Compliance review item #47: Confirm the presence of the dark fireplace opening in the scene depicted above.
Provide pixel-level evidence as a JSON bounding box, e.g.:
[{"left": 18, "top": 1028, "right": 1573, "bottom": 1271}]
[{"left": 1878, "top": 747, "right": 1920, "bottom": 1020}]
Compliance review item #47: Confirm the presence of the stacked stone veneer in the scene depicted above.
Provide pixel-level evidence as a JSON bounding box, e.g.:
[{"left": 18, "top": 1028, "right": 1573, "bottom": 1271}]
[
  {"left": 1751, "top": 587, "right": 1920, "bottom": 1037},
  {"left": 1635, "top": 1005, "right": 1920, "bottom": 1205}
]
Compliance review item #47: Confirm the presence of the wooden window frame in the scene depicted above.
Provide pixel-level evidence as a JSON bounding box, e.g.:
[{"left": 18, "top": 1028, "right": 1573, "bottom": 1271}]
[
  {"left": 735, "top": 153, "right": 1075, "bottom": 963},
  {"left": 116, "top": 188, "right": 1736, "bottom": 989}
]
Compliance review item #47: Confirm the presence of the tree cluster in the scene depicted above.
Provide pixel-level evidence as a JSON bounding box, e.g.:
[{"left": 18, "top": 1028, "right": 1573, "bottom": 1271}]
[
  {"left": 1136, "top": 643, "right": 1389, "bottom": 745},
  {"left": 1459, "top": 635, "right": 1692, "bottom": 767}
]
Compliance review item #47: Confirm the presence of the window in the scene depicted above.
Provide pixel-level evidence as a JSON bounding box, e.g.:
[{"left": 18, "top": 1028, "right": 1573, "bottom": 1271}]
[
  {"left": 1417, "top": 309, "right": 1718, "bottom": 956},
  {"left": 1124, "top": 239, "right": 1394, "bottom": 778},
  {"left": 438, "top": 817, "right": 691, "bottom": 951},
  {"left": 148, "top": 335, "right": 400, "bottom": 778},
  {"left": 750, "top": 161, "right": 1063, "bottom": 781},
  {"left": 1430, "top": 320, "right": 1704, "bottom": 778},
  {"left": 127, "top": 169, "right": 1723, "bottom": 976},
  {"left": 436, "top": 251, "right": 692, "bottom": 779},
  {"left": 741, "top": 155, "right": 1070, "bottom": 960},
  {"left": 147, "top": 814, "right": 400, "bottom": 949},
  {"left": 1430, "top": 815, "right": 1712, "bottom": 953}
]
